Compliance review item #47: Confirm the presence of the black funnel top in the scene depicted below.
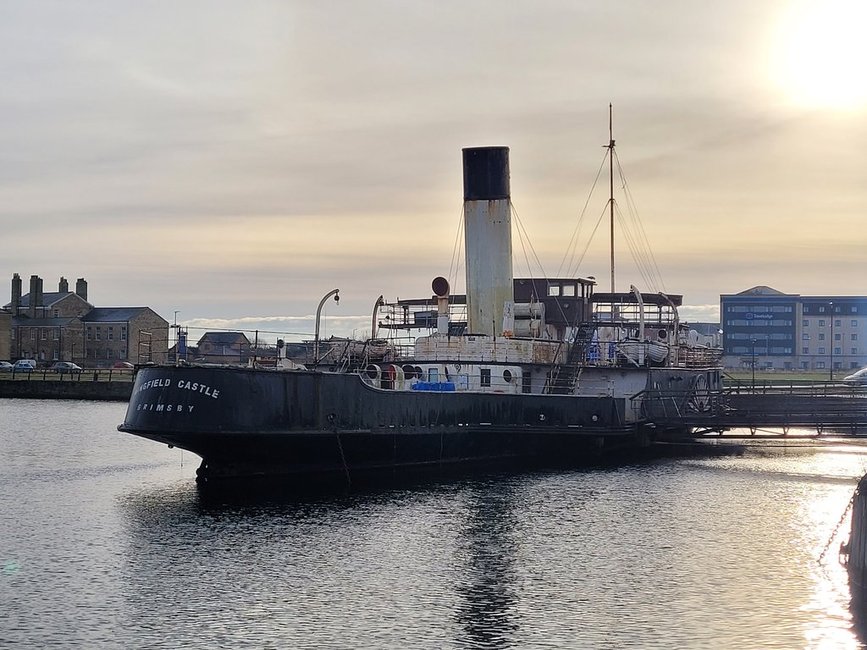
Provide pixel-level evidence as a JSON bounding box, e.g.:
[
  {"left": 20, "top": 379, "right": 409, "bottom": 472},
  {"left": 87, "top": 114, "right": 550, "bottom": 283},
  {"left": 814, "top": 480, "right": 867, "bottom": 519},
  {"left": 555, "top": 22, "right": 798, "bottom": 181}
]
[{"left": 462, "top": 147, "right": 510, "bottom": 201}]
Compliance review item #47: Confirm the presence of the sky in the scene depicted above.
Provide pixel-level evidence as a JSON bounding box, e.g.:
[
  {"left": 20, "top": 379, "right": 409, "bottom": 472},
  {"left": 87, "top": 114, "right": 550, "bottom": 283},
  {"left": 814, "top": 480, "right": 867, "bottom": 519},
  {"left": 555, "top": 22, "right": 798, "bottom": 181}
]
[{"left": 2, "top": 0, "right": 866, "bottom": 342}]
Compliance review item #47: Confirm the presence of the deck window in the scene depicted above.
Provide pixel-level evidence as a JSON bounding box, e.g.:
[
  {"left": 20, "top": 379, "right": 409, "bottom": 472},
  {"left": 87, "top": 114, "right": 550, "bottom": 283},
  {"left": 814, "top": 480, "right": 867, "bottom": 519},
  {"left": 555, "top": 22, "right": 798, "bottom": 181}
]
[{"left": 480, "top": 368, "right": 491, "bottom": 387}]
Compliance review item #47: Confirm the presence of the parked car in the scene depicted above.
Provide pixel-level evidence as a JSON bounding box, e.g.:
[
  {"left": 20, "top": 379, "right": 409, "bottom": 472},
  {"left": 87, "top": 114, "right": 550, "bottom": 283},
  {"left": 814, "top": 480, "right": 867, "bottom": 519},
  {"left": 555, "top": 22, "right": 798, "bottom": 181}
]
[
  {"left": 12, "top": 359, "right": 37, "bottom": 372},
  {"left": 51, "top": 361, "right": 83, "bottom": 374},
  {"left": 112, "top": 361, "right": 135, "bottom": 369},
  {"left": 0, "top": 361, "right": 13, "bottom": 371},
  {"left": 843, "top": 367, "right": 867, "bottom": 385}
]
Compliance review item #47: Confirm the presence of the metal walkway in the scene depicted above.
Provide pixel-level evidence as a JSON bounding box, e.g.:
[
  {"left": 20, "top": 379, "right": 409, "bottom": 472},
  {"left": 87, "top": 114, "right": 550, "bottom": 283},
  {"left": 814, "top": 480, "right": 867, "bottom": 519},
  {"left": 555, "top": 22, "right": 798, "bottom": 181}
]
[{"left": 642, "top": 382, "right": 867, "bottom": 437}]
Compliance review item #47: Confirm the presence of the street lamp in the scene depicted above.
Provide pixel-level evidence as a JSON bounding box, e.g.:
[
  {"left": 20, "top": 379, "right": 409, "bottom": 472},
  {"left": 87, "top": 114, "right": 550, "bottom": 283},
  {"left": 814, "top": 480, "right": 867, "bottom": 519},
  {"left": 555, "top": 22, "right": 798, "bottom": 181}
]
[
  {"left": 750, "top": 338, "right": 756, "bottom": 389},
  {"left": 829, "top": 301, "right": 834, "bottom": 382},
  {"left": 173, "top": 311, "right": 180, "bottom": 362}
]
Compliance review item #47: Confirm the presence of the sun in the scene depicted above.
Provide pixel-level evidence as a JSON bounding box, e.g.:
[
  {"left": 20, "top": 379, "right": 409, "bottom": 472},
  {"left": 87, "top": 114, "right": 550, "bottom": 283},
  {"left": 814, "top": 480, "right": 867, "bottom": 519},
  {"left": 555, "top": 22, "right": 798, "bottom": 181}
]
[{"left": 770, "top": 0, "right": 867, "bottom": 110}]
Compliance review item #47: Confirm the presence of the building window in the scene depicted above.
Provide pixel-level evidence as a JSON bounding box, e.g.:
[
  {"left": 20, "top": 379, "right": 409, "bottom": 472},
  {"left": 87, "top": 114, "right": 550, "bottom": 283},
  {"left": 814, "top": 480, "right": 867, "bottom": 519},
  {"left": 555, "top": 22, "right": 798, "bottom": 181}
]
[
  {"left": 108, "top": 328, "right": 114, "bottom": 341},
  {"left": 818, "top": 347, "right": 825, "bottom": 354},
  {"left": 817, "top": 361, "right": 826, "bottom": 369},
  {"left": 41, "top": 330, "right": 47, "bottom": 340},
  {"left": 121, "top": 327, "right": 127, "bottom": 341},
  {"left": 852, "top": 348, "right": 858, "bottom": 355},
  {"left": 835, "top": 319, "right": 842, "bottom": 327},
  {"left": 852, "top": 320, "right": 858, "bottom": 327},
  {"left": 53, "top": 329, "right": 59, "bottom": 340},
  {"left": 852, "top": 334, "right": 858, "bottom": 341},
  {"left": 802, "top": 334, "right": 810, "bottom": 340},
  {"left": 480, "top": 368, "right": 491, "bottom": 387},
  {"left": 802, "top": 347, "right": 809, "bottom": 354},
  {"left": 803, "top": 319, "right": 809, "bottom": 327},
  {"left": 834, "top": 347, "right": 842, "bottom": 355},
  {"left": 53, "top": 309, "right": 59, "bottom": 317},
  {"left": 819, "top": 306, "right": 826, "bottom": 313},
  {"left": 96, "top": 327, "right": 101, "bottom": 341},
  {"left": 819, "top": 319, "right": 826, "bottom": 327},
  {"left": 819, "top": 333, "right": 825, "bottom": 341}
]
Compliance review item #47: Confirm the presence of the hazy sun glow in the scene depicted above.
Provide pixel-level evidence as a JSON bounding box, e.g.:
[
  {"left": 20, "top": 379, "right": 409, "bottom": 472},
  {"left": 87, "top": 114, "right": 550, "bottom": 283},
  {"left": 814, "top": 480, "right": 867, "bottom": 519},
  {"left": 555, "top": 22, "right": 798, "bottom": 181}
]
[{"left": 772, "top": 0, "right": 867, "bottom": 110}]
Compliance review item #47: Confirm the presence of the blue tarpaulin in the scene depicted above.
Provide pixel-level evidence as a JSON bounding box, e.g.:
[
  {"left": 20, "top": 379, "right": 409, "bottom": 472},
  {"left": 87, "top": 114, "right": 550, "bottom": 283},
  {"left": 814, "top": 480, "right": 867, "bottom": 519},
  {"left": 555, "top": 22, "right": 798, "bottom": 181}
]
[{"left": 410, "top": 381, "right": 456, "bottom": 392}]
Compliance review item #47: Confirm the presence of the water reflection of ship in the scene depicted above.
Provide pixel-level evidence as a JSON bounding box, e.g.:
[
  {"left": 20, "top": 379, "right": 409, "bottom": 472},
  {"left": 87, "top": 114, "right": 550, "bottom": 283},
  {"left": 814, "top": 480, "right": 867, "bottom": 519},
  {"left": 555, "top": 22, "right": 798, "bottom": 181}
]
[{"left": 454, "top": 482, "right": 520, "bottom": 647}]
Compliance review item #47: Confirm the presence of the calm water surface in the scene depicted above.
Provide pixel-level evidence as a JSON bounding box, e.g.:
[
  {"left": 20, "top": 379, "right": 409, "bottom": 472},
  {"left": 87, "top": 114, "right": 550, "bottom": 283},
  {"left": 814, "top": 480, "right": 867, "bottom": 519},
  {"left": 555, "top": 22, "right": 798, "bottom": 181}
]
[{"left": 2, "top": 398, "right": 867, "bottom": 648}]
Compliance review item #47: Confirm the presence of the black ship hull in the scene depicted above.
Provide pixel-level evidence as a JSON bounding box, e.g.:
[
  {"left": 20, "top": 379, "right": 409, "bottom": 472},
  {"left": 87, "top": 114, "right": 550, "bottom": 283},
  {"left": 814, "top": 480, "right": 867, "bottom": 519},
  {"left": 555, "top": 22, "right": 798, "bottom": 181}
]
[{"left": 119, "top": 365, "right": 690, "bottom": 480}]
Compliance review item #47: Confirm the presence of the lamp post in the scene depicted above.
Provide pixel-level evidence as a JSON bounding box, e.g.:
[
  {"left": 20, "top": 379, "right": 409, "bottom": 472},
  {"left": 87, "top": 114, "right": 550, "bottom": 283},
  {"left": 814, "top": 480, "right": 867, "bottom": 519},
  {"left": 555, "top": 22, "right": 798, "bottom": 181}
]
[
  {"left": 750, "top": 338, "right": 756, "bottom": 389},
  {"left": 173, "top": 311, "right": 179, "bottom": 363},
  {"left": 829, "top": 301, "right": 834, "bottom": 382}
]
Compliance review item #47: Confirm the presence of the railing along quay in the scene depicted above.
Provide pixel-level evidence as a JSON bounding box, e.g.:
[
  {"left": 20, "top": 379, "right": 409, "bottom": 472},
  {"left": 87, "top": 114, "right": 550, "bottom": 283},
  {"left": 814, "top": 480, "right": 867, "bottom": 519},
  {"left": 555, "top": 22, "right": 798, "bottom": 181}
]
[{"left": 642, "top": 382, "right": 867, "bottom": 436}]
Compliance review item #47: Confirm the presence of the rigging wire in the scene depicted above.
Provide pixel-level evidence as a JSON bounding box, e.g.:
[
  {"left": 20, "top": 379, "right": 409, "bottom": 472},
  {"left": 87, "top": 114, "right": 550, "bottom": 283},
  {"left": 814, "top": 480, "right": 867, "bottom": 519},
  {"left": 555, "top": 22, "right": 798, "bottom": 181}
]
[
  {"left": 448, "top": 202, "right": 466, "bottom": 296},
  {"left": 554, "top": 138, "right": 669, "bottom": 295},
  {"left": 565, "top": 203, "right": 609, "bottom": 280},
  {"left": 614, "top": 196, "right": 657, "bottom": 291},
  {"left": 614, "top": 150, "right": 667, "bottom": 293},
  {"left": 510, "top": 202, "right": 546, "bottom": 282},
  {"left": 511, "top": 202, "right": 576, "bottom": 327},
  {"left": 557, "top": 153, "right": 608, "bottom": 278}
]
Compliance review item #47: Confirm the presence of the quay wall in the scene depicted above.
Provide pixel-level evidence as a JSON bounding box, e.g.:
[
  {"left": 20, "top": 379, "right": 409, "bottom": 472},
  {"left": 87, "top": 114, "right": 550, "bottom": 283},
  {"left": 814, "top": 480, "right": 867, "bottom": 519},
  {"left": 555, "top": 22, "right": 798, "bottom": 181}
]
[
  {"left": 0, "top": 376, "right": 133, "bottom": 401},
  {"left": 849, "top": 475, "right": 867, "bottom": 588}
]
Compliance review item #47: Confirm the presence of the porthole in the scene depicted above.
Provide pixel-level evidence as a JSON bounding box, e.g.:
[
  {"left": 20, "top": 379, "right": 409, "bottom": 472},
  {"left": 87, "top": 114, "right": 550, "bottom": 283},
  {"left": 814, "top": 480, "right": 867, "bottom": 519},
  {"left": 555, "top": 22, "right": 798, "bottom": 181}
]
[{"left": 503, "top": 369, "right": 513, "bottom": 383}]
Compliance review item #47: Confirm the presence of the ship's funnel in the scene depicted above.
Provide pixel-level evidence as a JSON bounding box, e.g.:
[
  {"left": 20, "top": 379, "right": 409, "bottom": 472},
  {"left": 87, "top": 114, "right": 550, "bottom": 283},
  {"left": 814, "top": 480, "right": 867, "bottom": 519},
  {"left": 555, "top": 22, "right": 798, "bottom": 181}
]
[{"left": 462, "top": 147, "right": 513, "bottom": 336}]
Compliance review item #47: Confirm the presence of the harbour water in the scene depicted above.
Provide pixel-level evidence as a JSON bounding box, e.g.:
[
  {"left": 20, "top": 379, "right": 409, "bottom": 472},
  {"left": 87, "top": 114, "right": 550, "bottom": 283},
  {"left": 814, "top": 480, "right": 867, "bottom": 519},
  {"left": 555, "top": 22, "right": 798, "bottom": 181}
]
[{"left": 2, "top": 399, "right": 867, "bottom": 648}]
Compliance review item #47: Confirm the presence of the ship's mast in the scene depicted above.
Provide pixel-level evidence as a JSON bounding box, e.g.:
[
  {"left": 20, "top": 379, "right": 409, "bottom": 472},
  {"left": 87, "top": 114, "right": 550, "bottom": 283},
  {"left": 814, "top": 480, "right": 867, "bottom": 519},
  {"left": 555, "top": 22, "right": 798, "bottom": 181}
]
[{"left": 607, "top": 103, "right": 615, "bottom": 294}]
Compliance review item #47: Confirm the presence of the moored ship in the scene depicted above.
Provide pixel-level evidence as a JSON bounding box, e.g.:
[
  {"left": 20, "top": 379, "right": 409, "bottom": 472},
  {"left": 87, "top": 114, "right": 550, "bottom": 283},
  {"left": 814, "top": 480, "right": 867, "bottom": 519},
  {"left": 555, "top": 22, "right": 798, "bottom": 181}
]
[{"left": 119, "top": 143, "right": 722, "bottom": 481}]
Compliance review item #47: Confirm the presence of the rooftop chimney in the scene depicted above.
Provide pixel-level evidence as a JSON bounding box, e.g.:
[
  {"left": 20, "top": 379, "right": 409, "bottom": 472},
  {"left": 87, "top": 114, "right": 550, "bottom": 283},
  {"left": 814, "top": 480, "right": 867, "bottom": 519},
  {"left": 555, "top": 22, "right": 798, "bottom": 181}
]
[
  {"left": 11, "top": 273, "right": 21, "bottom": 316},
  {"left": 59, "top": 277, "right": 69, "bottom": 293},
  {"left": 75, "top": 278, "right": 87, "bottom": 302},
  {"left": 29, "top": 275, "right": 43, "bottom": 318}
]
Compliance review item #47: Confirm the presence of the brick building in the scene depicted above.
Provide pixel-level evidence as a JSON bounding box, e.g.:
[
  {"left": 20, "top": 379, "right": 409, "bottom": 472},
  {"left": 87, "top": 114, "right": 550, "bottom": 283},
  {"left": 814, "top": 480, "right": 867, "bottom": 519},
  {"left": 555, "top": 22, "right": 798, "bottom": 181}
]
[
  {"left": 2, "top": 273, "right": 169, "bottom": 366},
  {"left": 195, "top": 331, "right": 251, "bottom": 364}
]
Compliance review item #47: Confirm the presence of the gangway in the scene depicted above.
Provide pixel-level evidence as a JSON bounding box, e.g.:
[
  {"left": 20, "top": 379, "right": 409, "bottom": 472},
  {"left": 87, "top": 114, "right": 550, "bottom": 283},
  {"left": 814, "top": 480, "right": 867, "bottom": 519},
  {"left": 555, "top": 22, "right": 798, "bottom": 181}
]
[{"left": 640, "top": 382, "right": 867, "bottom": 437}]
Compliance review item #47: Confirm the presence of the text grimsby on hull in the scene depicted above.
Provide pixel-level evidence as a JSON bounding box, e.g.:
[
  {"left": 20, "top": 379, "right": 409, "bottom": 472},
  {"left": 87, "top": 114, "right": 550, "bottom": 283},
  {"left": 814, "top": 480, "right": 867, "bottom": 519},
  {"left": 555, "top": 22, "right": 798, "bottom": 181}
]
[{"left": 119, "top": 144, "right": 723, "bottom": 481}]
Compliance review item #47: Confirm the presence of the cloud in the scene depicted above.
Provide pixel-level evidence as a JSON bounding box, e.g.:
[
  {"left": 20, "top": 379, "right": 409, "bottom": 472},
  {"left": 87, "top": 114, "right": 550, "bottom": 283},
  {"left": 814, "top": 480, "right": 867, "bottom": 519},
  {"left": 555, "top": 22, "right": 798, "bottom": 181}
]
[{"left": 1, "top": 1, "right": 865, "bottom": 330}]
